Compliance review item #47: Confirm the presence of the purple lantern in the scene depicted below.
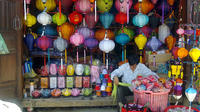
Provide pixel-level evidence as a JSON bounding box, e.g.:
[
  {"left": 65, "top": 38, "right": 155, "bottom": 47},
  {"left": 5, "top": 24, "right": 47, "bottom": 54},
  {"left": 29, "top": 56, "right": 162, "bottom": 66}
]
[
  {"left": 157, "top": 0, "right": 170, "bottom": 16},
  {"left": 138, "top": 26, "right": 152, "bottom": 38},
  {"left": 36, "top": 36, "right": 52, "bottom": 51},
  {"left": 147, "top": 36, "right": 162, "bottom": 52},
  {"left": 77, "top": 27, "right": 94, "bottom": 39}
]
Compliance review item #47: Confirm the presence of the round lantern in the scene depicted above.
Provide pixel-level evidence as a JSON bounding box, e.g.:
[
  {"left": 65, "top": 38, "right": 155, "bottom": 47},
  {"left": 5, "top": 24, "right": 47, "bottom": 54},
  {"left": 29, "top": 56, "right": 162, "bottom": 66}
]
[
  {"left": 75, "top": 64, "right": 84, "bottom": 75},
  {"left": 25, "top": 13, "right": 36, "bottom": 27},
  {"left": 95, "top": 29, "right": 115, "bottom": 41},
  {"left": 70, "top": 33, "right": 84, "bottom": 46},
  {"left": 85, "top": 12, "right": 99, "bottom": 29},
  {"left": 134, "top": 0, "right": 154, "bottom": 14},
  {"left": 37, "top": 25, "right": 58, "bottom": 37},
  {"left": 97, "top": 0, "right": 113, "bottom": 13},
  {"left": 55, "top": 0, "right": 73, "bottom": 13},
  {"left": 67, "top": 64, "right": 75, "bottom": 76},
  {"left": 172, "top": 47, "right": 179, "bottom": 59},
  {"left": 52, "top": 12, "right": 67, "bottom": 26},
  {"left": 36, "top": 0, "right": 56, "bottom": 12},
  {"left": 184, "top": 27, "right": 194, "bottom": 36},
  {"left": 115, "top": 12, "right": 127, "bottom": 25},
  {"left": 53, "top": 37, "right": 68, "bottom": 52},
  {"left": 176, "top": 27, "right": 185, "bottom": 35},
  {"left": 100, "top": 12, "right": 114, "bottom": 29},
  {"left": 115, "top": 0, "right": 133, "bottom": 13},
  {"left": 132, "top": 13, "right": 149, "bottom": 27},
  {"left": 77, "top": 27, "right": 94, "bottom": 39},
  {"left": 158, "top": 24, "right": 170, "bottom": 43},
  {"left": 99, "top": 38, "right": 115, "bottom": 53},
  {"left": 185, "top": 87, "right": 197, "bottom": 106},
  {"left": 167, "top": 0, "right": 175, "bottom": 6},
  {"left": 151, "top": 0, "right": 158, "bottom": 4},
  {"left": 177, "top": 48, "right": 188, "bottom": 59},
  {"left": 146, "top": 36, "right": 162, "bottom": 52},
  {"left": 68, "top": 11, "right": 83, "bottom": 25},
  {"left": 84, "top": 38, "right": 99, "bottom": 49},
  {"left": 165, "top": 35, "right": 176, "bottom": 51},
  {"left": 138, "top": 25, "right": 152, "bottom": 38},
  {"left": 75, "top": 0, "right": 93, "bottom": 14},
  {"left": 36, "top": 36, "right": 51, "bottom": 51},
  {"left": 116, "top": 27, "right": 135, "bottom": 40},
  {"left": 135, "top": 34, "right": 147, "bottom": 50},
  {"left": 24, "top": 33, "right": 35, "bottom": 51},
  {"left": 37, "top": 11, "right": 52, "bottom": 25},
  {"left": 58, "top": 22, "right": 75, "bottom": 40},
  {"left": 189, "top": 48, "right": 200, "bottom": 62}
]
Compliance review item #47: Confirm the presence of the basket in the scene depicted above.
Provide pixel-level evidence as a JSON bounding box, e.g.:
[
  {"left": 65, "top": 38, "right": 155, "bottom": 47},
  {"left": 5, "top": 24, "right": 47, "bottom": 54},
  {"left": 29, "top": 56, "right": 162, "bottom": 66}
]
[
  {"left": 164, "top": 105, "right": 199, "bottom": 112},
  {"left": 121, "top": 103, "right": 147, "bottom": 112},
  {"left": 133, "top": 89, "right": 170, "bottom": 112}
]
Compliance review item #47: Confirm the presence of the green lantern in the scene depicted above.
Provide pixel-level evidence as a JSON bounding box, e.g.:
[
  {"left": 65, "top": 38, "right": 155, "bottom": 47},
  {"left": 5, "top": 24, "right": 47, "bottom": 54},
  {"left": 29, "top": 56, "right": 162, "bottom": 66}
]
[
  {"left": 97, "top": 0, "right": 113, "bottom": 13},
  {"left": 52, "top": 12, "right": 67, "bottom": 26},
  {"left": 116, "top": 27, "right": 135, "bottom": 40}
]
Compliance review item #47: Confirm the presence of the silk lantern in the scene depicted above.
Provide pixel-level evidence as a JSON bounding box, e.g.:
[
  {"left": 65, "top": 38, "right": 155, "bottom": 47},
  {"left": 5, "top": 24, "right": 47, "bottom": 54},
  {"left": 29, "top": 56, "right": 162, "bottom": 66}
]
[
  {"left": 77, "top": 27, "right": 94, "bottom": 39},
  {"left": 158, "top": 24, "right": 170, "bottom": 43},
  {"left": 116, "top": 27, "right": 135, "bottom": 40},
  {"left": 52, "top": 12, "right": 67, "bottom": 26},
  {"left": 115, "top": 12, "right": 127, "bottom": 25},
  {"left": 36, "top": 0, "right": 56, "bottom": 12},
  {"left": 115, "top": 33, "right": 130, "bottom": 61},
  {"left": 189, "top": 48, "right": 200, "bottom": 62},
  {"left": 70, "top": 32, "right": 84, "bottom": 62},
  {"left": 97, "top": 0, "right": 113, "bottom": 13},
  {"left": 85, "top": 12, "right": 99, "bottom": 29},
  {"left": 138, "top": 25, "right": 152, "bottom": 38},
  {"left": 149, "top": 13, "right": 160, "bottom": 29},
  {"left": 37, "top": 36, "right": 51, "bottom": 51},
  {"left": 25, "top": 13, "right": 36, "bottom": 27},
  {"left": 135, "top": 34, "right": 147, "bottom": 63},
  {"left": 37, "top": 25, "right": 58, "bottom": 37},
  {"left": 165, "top": 35, "right": 176, "bottom": 51},
  {"left": 53, "top": 37, "right": 68, "bottom": 52},
  {"left": 75, "top": 64, "right": 84, "bottom": 75},
  {"left": 132, "top": 13, "right": 149, "bottom": 27},
  {"left": 177, "top": 48, "right": 188, "bottom": 59},
  {"left": 24, "top": 33, "right": 35, "bottom": 51},
  {"left": 37, "top": 11, "right": 52, "bottom": 25},
  {"left": 100, "top": 12, "right": 114, "bottom": 29},
  {"left": 176, "top": 27, "right": 185, "bottom": 35},
  {"left": 134, "top": 0, "right": 154, "bottom": 14},
  {"left": 165, "top": 12, "right": 176, "bottom": 30},
  {"left": 58, "top": 22, "right": 75, "bottom": 40},
  {"left": 167, "top": 0, "right": 175, "bottom": 6},
  {"left": 146, "top": 36, "right": 162, "bottom": 52},
  {"left": 68, "top": 11, "right": 83, "bottom": 25},
  {"left": 95, "top": 29, "right": 115, "bottom": 41},
  {"left": 185, "top": 87, "right": 197, "bottom": 111},
  {"left": 115, "top": 0, "right": 132, "bottom": 13},
  {"left": 151, "top": 0, "right": 158, "bottom": 4},
  {"left": 67, "top": 65, "right": 75, "bottom": 76},
  {"left": 55, "top": 0, "right": 73, "bottom": 13},
  {"left": 75, "top": 0, "right": 93, "bottom": 14},
  {"left": 172, "top": 47, "right": 179, "bottom": 59}
]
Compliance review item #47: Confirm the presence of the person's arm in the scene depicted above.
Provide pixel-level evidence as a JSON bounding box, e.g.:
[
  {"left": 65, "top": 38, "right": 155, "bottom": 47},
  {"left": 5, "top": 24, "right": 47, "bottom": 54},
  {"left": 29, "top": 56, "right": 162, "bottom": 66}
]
[
  {"left": 111, "top": 63, "right": 128, "bottom": 80},
  {"left": 138, "top": 63, "right": 159, "bottom": 78}
]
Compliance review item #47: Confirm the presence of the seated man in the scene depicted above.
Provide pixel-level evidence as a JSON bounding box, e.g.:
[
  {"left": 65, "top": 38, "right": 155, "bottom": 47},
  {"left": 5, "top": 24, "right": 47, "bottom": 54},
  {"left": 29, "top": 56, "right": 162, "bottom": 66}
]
[{"left": 111, "top": 54, "right": 159, "bottom": 109}]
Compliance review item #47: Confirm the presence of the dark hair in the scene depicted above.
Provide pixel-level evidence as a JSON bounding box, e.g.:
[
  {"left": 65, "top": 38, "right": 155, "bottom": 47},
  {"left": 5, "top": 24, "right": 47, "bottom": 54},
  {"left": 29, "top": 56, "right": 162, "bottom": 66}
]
[{"left": 127, "top": 54, "right": 139, "bottom": 65}]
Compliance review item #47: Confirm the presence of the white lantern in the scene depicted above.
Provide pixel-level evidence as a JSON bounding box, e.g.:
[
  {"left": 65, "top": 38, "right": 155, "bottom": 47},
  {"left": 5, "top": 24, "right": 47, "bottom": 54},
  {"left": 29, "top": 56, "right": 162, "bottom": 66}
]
[
  {"left": 37, "top": 11, "right": 52, "bottom": 25},
  {"left": 99, "top": 38, "right": 115, "bottom": 53},
  {"left": 158, "top": 23, "right": 170, "bottom": 43},
  {"left": 53, "top": 37, "right": 68, "bottom": 52},
  {"left": 75, "top": 64, "right": 84, "bottom": 75}
]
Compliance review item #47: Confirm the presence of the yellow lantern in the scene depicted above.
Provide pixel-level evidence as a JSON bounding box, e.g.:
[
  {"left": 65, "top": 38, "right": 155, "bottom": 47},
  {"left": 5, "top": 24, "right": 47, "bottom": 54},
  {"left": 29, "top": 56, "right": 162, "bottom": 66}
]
[
  {"left": 25, "top": 13, "right": 36, "bottom": 27},
  {"left": 189, "top": 48, "right": 200, "bottom": 62},
  {"left": 135, "top": 34, "right": 147, "bottom": 63},
  {"left": 36, "top": 0, "right": 56, "bottom": 12}
]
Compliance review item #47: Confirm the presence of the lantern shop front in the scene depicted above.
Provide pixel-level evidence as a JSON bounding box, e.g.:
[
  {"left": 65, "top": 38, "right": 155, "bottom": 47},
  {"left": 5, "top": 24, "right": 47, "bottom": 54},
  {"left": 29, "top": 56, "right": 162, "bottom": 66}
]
[{"left": 0, "top": 0, "right": 200, "bottom": 112}]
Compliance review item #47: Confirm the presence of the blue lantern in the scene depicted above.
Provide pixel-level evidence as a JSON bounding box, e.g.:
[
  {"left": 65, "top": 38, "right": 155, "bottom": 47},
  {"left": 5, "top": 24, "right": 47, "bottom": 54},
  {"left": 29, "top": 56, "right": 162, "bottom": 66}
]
[
  {"left": 37, "top": 25, "right": 58, "bottom": 37},
  {"left": 100, "top": 12, "right": 114, "bottom": 29},
  {"left": 132, "top": 13, "right": 149, "bottom": 27},
  {"left": 84, "top": 38, "right": 99, "bottom": 49},
  {"left": 146, "top": 36, "right": 162, "bottom": 52},
  {"left": 115, "top": 33, "right": 130, "bottom": 61},
  {"left": 24, "top": 34, "right": 35, "bottom": 51}
]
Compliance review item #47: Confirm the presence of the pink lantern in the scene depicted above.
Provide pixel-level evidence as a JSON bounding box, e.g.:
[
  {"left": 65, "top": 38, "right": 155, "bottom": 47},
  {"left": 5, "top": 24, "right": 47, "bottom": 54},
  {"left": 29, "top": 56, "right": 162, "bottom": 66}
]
[
  {"left": 77, "top": 27, "right": 94, "bottom": 39},
  {"left": 139, "top": 25, "right": 152, "bottom": 38},
  {"left": 85, "top": 13, "right": 99, "bottom": 29},
  {"left": 70, "top": 32, "right": 84, "bottom": 46},
  {"left": 115, "top": 0, "right": 133, "bottom": 13},
  {"left": 26, "top": 0, "right": 31, "bottom": 4},
  {"left": 37, "top": 36, "right": 51, "bottom": 51},
  {"left": 176, "top": 28, "right": 185, "bottom": 35},
  {"left": 151, "top": 0, "right": 158, "bottom": 4},
  {"left": 75, "top": 0, "right": 93, "bottom": 14}
]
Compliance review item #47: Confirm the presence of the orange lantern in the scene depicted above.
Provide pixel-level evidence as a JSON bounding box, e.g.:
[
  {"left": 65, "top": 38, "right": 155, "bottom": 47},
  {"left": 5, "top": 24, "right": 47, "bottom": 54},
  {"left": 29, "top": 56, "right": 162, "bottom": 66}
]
[
  {"left": 68, "top": 11, "right": 83, "bottom": 25},
  {"left": 196, "top": 29, "right": 200, "bottom": 36},
  {"left": 167, "top": 0, "right": 175, "bottom": 6},
  {"left": 115, "top": 12, "right": 127, "bottom": 25},
  {"left": 177, "top": 48, "right": 188, "bottom": 59},
  {"left": 95, "top": 29, "right": 115, "bottom": 41},
  {"left": 134, "top": 0, "right": 154, "bottom": 14},
  {"left": 165, "top": 35, "right": 176, "bottom": 51},
  {"left": 57, "top": 22, "right": 75, "bottom": 40}
]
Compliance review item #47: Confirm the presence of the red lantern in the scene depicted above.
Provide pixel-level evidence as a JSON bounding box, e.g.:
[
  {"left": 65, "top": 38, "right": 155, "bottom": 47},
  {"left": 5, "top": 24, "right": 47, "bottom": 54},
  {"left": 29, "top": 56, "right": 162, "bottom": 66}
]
[
  {"left": 68, "top": 11, "right": 83, "bottom": 25},
  {"left": 115, "top": 12, "right": 127, "bottom": 25},
  {"left": 85, "top": 12, "right": 99, "bottom": 29},
  {"left": 196, "top": 29, "right": 200, "bottom": 36},
  {"left": 37, "top": 36, "right": 51, "bottom": 51}
]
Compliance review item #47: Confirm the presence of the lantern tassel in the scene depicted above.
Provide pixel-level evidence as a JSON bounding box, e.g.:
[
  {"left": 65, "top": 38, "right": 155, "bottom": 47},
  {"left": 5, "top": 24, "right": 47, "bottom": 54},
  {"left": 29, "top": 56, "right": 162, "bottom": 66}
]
[
  {"left": 90, "top": 50, "right": 92, "bottom": 65},
  {"left": 106, "top": 53, "right": 108, "bottom": 70},
  {"left": 24, "top": 0, "right": 27, "bottom": 20},
  {"left": 59, "top": 0, "right": 61, "bottom": 19},
  {"left": 127, "top": 2, "right": 129, "bottom": 24},
  {"left": 83, "top": 17, "right": 86, "bottom": 27},
  {"left": 65, "top": 49, "right": 67, "bottom": 64},
  {"left": 95, "top": 0, "right": 97, "bottom": 22},
  {"left": 84, "top": 47, "right": 86, "bottom": 64},
  {"left": 124, "top": 45, "right": 126, "bottom": 61},
  {"left": 44, "top": 55, "right": 46, "bottom": 67},
  {"left": 77, "top": 47, "right": 79, "bottom": 63},
  {"left": 140, "top": 50, "right": 143, "bottom": 63},
  {"left": 122, "top": 46, "right": 124, "bottom": 61},
  {"left": 61, "top": 53, "right": 63, "bottom": 70},
  {"left": 162, "top": 0, "right": 164, "bottom": 24},
  {"left": 103, "top": 52, "right": 105, "bottom": 65}
]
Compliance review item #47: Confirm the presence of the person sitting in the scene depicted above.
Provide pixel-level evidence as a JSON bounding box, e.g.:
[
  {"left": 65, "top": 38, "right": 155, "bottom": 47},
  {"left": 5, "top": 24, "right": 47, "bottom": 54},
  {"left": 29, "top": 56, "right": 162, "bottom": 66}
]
[{"left": 110, "top": 54, "right": 159, "bottom": 110}]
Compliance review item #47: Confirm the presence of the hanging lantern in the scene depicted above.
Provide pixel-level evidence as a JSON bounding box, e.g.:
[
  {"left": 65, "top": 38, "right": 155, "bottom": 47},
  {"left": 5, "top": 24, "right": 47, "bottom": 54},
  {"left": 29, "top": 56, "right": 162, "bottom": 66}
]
[
  {"left": 36, "top": 0, "right": 56, "bottom": 12},
  {"left": 55, "top": 0, "right": 73, "bottom": 13},
  {"left": 115, "top": 12, "right": 127, "bottom": 25},
  {"left": 25, "top": 13, "right": 36, "bottom": 27},
  {"left": 165, "top": 35, "right": 176, "bottom": 51},
  {"left": 37, "top": 11, "right": 52, "bottom": 25},
  {"left": 158, "top": 24, "right": 170, "bottom": 43},
  {"left": 184, "top": 27, "right": 194, "bottom": 36},
  {"left": 36, "top": 36, "right": 51, "bottom": 51},
  {"left": 77, "top": 27, "right": 94, "bottom": 39},
  {"left": 84, "top": 38, "right": 99, "bottom": 49},
  {"left": 53, "top": 37, "right": 68, "bottom": 52},
  {"left": 115, "top": 33, "right": 130, "bottom": 46},
  {"left": 165, "top": 12, "right": 176, "bottom": 30},
  {"left": 67, "top": 64, "right": 75, "bottom": 76},
  {"left": 135, "top": 34, "right": 147, "bottom": 50},
  {"left": 75, "top": 0, "right": 93, "bottom": 14},
  {"left": 172, "top": 47, "right": 179, "bottom": 59},
  {"left": 132, "top": 13, "right": 149, "bottom": 27},
  {"left": 97, "top": 0, "right": 113, "bottom": 13},
  {"left": 189, "top": 48, "right": 200, "bottom": 62},
  {"left": 151, "top": 0, "right": 158, "bottom": 4},
  {"left": 68, "top": 11, "right": 83, "bottom": 25},
  {"left": 85, "top": 12, "right": 99, "bottom": 29},
  {"left": 95, "top": 29, "right": 115, "bottom": 41},
  {"left": 177, "top": 48, "right": 188, "bottom": 59},
  {"left": 75, "top": 64, "right": 84, "bottom": 75},
  {"left": 99, "top": 38, "right": 115, "bottom": 53},
  {"left": 116, "top": 27, "right": 135, "bottom": 40},
  {"left": 167, "top": 0, "right": 175, "bottom": 6},
  {"left": 149, "top": 13, "right": 160, "bottom": 29},
  {"left": 24, "top": 33, "right": 35, "bottom": 51},
  {"left": 100, "top": 12, "right": 114, "bottom": 29},
  {"left": 70, "top": 33, "right": 84, "bottom": 46},
  {"left": 185, "top": 87, "right": 197, "bottom": 103},
  {"left": 146, "top": 36, "right": 162, "bottom": 52},
  {"left": 37, "top": 25, "right": 58, "bottom": 37},
  {"left": 52, "top": 12, "right": 67, "bottom": 26},
  {"left": 58, "top": 22, "right": 75, "bottom": 40},
  {"left": 138, "top": 25, "right": 152, "bottom": 38},
  {"left": 115, "top": 0, "right": 133, "bottom": 13},
  {"left": 134, "top": 0, "right": 154, "bottom": 14},
  {"left": 176, "top": 27, "right": 185, "bottom": 35}
]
